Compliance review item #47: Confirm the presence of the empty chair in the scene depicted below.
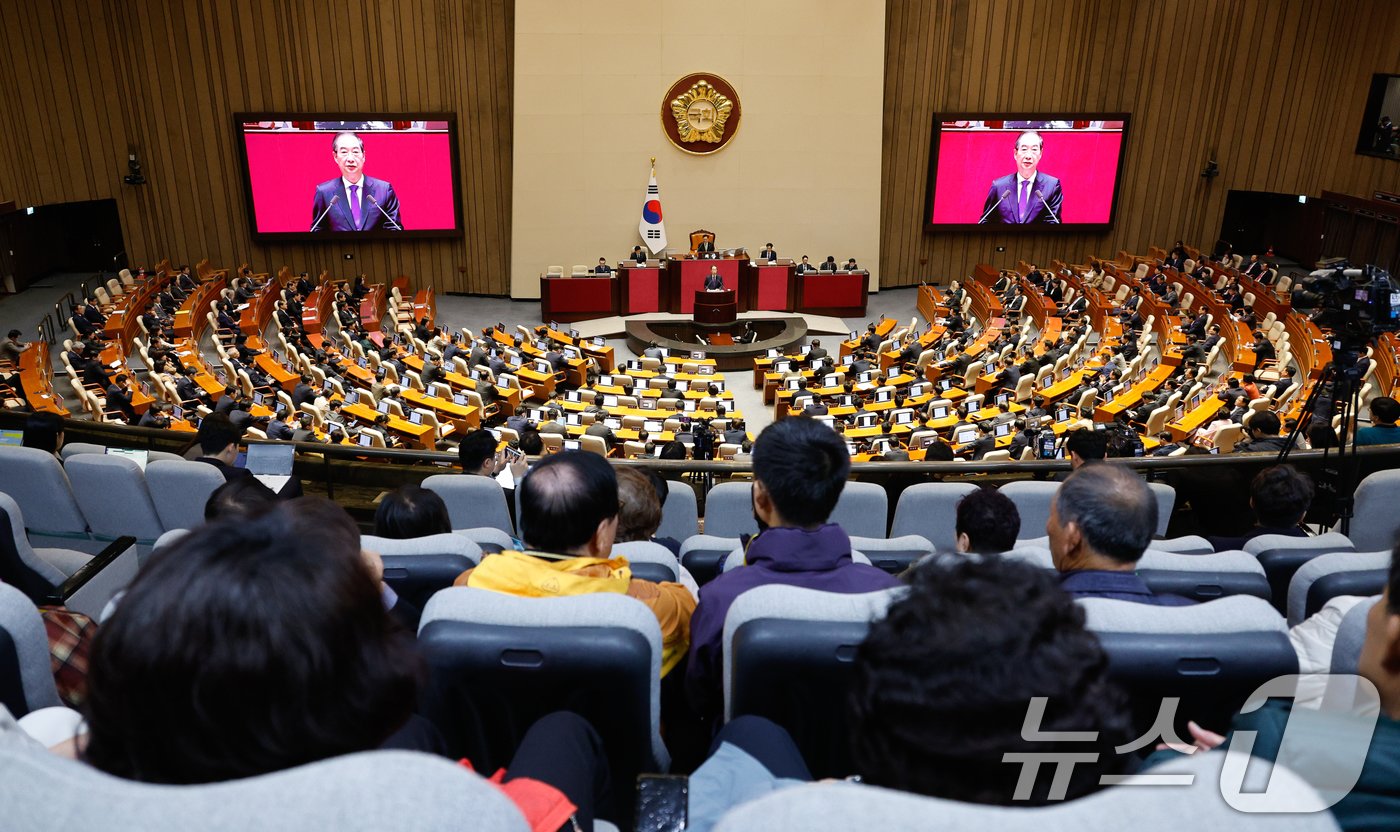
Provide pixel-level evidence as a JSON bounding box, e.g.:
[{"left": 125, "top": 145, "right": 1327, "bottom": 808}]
[
  {"left": 0, "top": 581, "right": 62, "bottom": 718},
  {"left": 724, "top": 585, "right": 903, "bottom": 778},
  {"left": 1331, "top": 595, "right": 1383, "bottom": 674},
  {"left": 681, "top": 534, "right": 743, "bottom": 586},
  {"left": 1244, "top": 532, "right": 1356, "bottom": 615},
  {"left": 828, "top": 481, "right": 887, "bottom": 539},
  {"left": 64, "top": 454, "right": 166, "bottom": 548},
  {"left": 1146, "top": 482, "right": 1175, "bottom": 536},
  {"left": 611, "top": 539, "right": 683, "bottom": 584},
  {"left": 703, "top": 482, "right": 759, "bottom": 539},
  {"left": 417, "top": 587, "right": 669, "bottom": 808},
  {"left": 1288, "top": 549, "right": 1391, "bottom": 627},
  {"left": 710, "top": 751, "right": 1337, "bottom": 832},
  {"left": 0, "top": 746, "right": 527, "bottom": 831},
  {"left": 0, "top": 492, "right": 92, "bottom": 588},
  {"left": 889, "top": 482, "right": 980, "bottom": 553},
  {"left": 0, "top": 446, "right": 95, "bottom": 551},
  {"left": 1134, "top": 549, "right": 1271, "bottom": 603},
  {"left": 144, "top": 460, "right": 228, "bottom": 532},
  {"left": 997, "top": 481, "right": 1059, "bottom": 540},
  {"left": 1145, "top": 535, "right": 1215, "bottom": 555},
  {"left": 361, "top": 533, "right": 481, "bottom": 620},
  {"left": 1350, "top": 469, "right": 1400, "bottom": 552},
  {"left": 421, "top": 474, "right": 515, "bottom": 535},
  {"left": 1080, "top": 596, "right": 1298, "bottom": 734}
]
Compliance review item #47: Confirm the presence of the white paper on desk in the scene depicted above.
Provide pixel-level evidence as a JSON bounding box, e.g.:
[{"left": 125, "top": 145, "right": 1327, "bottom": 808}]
[
  {"left": 253, "top": 474, "right": 291, "bottom": 493},
  {"left": 494, "top": 466, "right": 515, "bottom": 490},
  {"left": 236, "top": 304, "right": 250, "bottom": 311}
]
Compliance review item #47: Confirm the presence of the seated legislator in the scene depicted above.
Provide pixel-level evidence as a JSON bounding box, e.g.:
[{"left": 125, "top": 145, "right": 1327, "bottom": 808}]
[
  {"left": 193, "top": 413, "right": 303, "bottom": 498},
  {"left": 703, "top": 266, "right": 725, "bottom": 291},
  {"left": 795, "top": 255, "right": 817, "bottom": 275},
  {"left": 844, "top": 258, "right": 859, "bottom": 271},
  {"left": 696, "top": 236, "right": 716, "bottom": 256},
  {"left": 453, "top": 451, "right": 696, "bottom": 676},
  {"left": 819, "top": 256, "right": 839, "bottom": 272},
  {"left": 593, "top": 257, "right": 612, "bottom": 274},
  {"left": 685, "top": 417, "right": 900, "bottom": 720},
  {"left": 630, "top": 245, "right": 648, "bottom": 264},
  {"left": 1048, "top": 464, "right": 1193, "bottom": 605},
  {"left": 760, "top": 242, "right": 778, "bottom": 262}
]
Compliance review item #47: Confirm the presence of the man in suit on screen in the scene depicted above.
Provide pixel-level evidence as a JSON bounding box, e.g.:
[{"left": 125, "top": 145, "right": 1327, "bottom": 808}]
[
  {"left": 979, "top": 130, "right": 1062, "bottom": 225},
  {"left": 704, "top": 266, "right": 726, "bottom": 291},
  {"left": 310, "top": 132, "right": 403, "bottom": 232}
]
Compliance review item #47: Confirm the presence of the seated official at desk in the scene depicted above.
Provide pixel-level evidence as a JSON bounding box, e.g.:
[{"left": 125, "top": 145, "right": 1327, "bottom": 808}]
[
  {"left": 796, "top": 255, "right": 817, "bottom": 275},
  {"left": 630, "top": 245, "right": 648, "bottom": 264},
  {"left": 696, "top": 237, "right": 715, "bottom": 256},
  {"left": 594, "top": 257, "right": 612, "bottom": 274},
  {"left": 704, "top": 266, "right": 726, "bottom": 291},
  {"left": 760, "top": 242, "right": 777, "bottom": 262},
  {"left": 845, "top": 258, "right": 859, "bottom": 271},
  {"left": 820, "top": 255, "right": 839, "bottom": 272},
  {"left": 193, "top": 413, "right": 304, "bottom": 498}
]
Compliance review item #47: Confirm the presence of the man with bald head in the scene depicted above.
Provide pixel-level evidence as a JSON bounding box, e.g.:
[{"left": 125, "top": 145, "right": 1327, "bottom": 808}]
[{"left": 1046, "top": 464, "right": 1192, "bottom": 605}]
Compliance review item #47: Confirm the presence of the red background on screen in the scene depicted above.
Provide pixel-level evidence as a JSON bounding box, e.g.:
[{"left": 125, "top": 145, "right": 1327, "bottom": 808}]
[
  {"left": 244, "top": 131, "right": 457, "bottom": 232},
  {"left": 930, "top": 130, "right": 1124, "bottom": 224}
]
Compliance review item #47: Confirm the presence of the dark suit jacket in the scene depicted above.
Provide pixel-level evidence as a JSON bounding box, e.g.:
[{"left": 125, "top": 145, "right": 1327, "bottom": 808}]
[
  {"left": 696, "top": 240, "right": 715, "bottom": 253},
  {"left": 310, "top": 175, "right": 402, "bottom": 231},
  {"left": 761, "top": 250, "right": 777, "bottom": 261},
  {"left": 979, "top": 172, "right": 1062, "bottom": 224},
  {"left": 594, "top": 264, "right": 612, "bottom": 274},
  {"left": 106, "top": 384, "right": 135, "bottom": 421},
  {"left": 703, "top": 274, "right": 725, "bottom": 290},
  {"left": 631, "top": 251, "right": 648, "bottom": 263},
  {"left": 796, "top": 263, "right": 817, "bottom": 274}
]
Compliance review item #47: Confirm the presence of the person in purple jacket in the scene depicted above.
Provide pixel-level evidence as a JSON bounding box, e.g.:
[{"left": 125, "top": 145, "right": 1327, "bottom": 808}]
[{"left": 685, "top": 417, "right": 900, "bottom": 721}]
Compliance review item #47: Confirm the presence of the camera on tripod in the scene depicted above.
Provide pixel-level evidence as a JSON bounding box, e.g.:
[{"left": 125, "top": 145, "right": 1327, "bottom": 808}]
[{"left": 1291, "top": 260, "right": 1400, "bottom": 336}]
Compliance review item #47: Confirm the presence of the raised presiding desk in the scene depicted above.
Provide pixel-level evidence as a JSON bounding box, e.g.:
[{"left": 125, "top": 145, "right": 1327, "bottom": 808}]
[{"left": 540, "top": 256, "right": 866, "bottom": 322}]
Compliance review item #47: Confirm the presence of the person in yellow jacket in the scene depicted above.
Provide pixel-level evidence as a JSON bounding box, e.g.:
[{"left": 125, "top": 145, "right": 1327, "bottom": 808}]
[{"left": 455, "top": 451, "right": 695, "bottom": 676}]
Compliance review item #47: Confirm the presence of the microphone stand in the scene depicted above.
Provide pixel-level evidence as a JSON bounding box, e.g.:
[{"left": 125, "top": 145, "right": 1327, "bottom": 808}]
[
  {"left": 1035, "top": 190, "right": 1061, "bottom": 223},
  {"left": 978, "top": 191, "right": 1010, "bottom": 224},
  {"left": 310, "top": 195, "right": 340, "bottom": 231},
  {"left": 366, "top": 194, "right": 403, "bottom": 231}
]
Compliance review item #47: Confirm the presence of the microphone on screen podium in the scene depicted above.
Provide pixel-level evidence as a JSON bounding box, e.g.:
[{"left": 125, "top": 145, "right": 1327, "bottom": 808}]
[
  {"left": 1034, "top": 189, "right": 1061, "bottom": 223},
  {"left": 366, "top": 193, "right": 404, "bottom": 231},
  {"left": 979, "top": 190, "right": 1011, "bottom": 224},
  {"left": 310, "top": 194, "right": 341, "bottom": 232}
]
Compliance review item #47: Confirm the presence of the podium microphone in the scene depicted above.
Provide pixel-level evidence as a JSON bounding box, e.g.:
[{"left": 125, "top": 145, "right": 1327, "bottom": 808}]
[
  {"left": 1034, "top": 189, "right": 1060, "bottom": 223},
  {"left": 366, "top": 194, "right": 403, "bottom": 231},
  {"left": 310, "top": 195, "right": 340, "bottom": 231},
  {"left": 978, "top": 190, "right": 1010, "bottom": 224}
]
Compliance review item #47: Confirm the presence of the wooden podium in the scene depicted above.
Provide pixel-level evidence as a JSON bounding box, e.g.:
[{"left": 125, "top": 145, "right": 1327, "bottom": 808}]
[{"left": 694, "top": 288, "right": 737, "bottom": 324}]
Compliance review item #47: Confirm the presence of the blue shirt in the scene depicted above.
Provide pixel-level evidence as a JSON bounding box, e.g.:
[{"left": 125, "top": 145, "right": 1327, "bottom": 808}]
[
  {"left": 1058, "top": 569, "right": 1195, "bottom": 606},
  {"left": 1355, "top": 424, "right": 1400, "bottom": 446}
]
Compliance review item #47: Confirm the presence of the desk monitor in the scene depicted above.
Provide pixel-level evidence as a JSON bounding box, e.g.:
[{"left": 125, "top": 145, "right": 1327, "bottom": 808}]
[
  {"left": 105, "top": 448, "right": 149, "bottom": 471},
  {"left": 453, "top": 394, "right": 468, "bottom": 406},
  {"left": 345, "top": 390, "right": 359, "bottom": 405},
  {"left": 995, "top": 392, "right": 1011, "bottom": 406},
  {"left": 252, "top": 392, "right": 265, "bottom": 405},
  {"left": 566, "top": 413, "right": 582, "bottom": 426},
  {"left": 498, "top": 374, "right": 516, "bottom": 389},
  {"left": 823, "top": 374, "right": 840, "bottom": 387},
  {"left": 841, "top": 355, "right": 854, "bottom": 366},
  {"left": 639, "top": 398, "right": 657, "bottom": 410},
  {"left": 875, "top": 390, "right": 893, "bottom": 403},
  {"left": 680, "top": 399, "right": 696, "bottom": 411},
  {"left": 604, "top": 418, "right": 622, "bottom": 430},
  {"left": 994, "top": 421, "right": 1012, "bottom": 437},
  {"left": 603, "top": 395, "right": 619, "bottom": 408},
  {"left": 171, "top": 405, "right": 185, "bottom": 420},
  {"left": 644, "top": 420, "right": 664, "bottom": 433},
  {"left": 535, "top": 361, "right": 552, "bottom": 375},
  {"left": 358, "top": 434, "right": 373, "bottom": 447},
  {"left": 858, "top": 371, "right": 875, "bottom": 384},
  {"left": 840, "top": 395, "right": 856, "bottom": 407},
  {"left": 698, "top": 365, "right": 714, "bottom": 376},
  {"left": 849, "top": 330, "right": 859, "bottom": 341},
  {"left": 847, "top": 442, "right": 859, "bottom": 457},
  {"left": 1175, "top": 404, "right": 1185, "bottom": 420},
  {"left": 0, "top": 429, "right": 23, "bottom": 446},
  {"left": 566, "top": 390, "right": 581, "bottom": 402},
  {"left": 895, "top": 410, "right": 914, "bottom": 424},
  {"left": 690, "top": 350, "right": 705, "bottom": 360},
  {"left": 408, "top": 411, "right": 424, "bottom": 425},
  {"left": 563, "top": 439, "right": 581, "bottom": 451},
  {"left": 632, "top": 386, "right": 648, "bottom": 397},
  {"left": 930, "top": 405, "right": 949, "bottom": 419},
  {"left": 592, "top": 337, "right": 605, "bottom": 347},
  {"left": 766, "top": 348, "right": 782, "bottom": 358},
  {"left": 357, "top": 358, "right": 368, "bottom": 368},
  {"left": 568, "top": 347, "right": 584, "bottom": 360},
  {"left": 952, "top": 426, "right": 977, "bottom": 444},
  {"left": 915, "top": 433, "right": 940, "bottom": 450},
  {"left": 785, "top": 378, "right": 802, "bottom": 391},
  {"left": 1057, "top": 407, "right": 1073, "bottom": 422},
  {"left": 377, "top": 401, "right": 391, "bottom": 414},
  {"left": 774, "top": 361, "right": 792, "bottom": 373},
  {"left": 856, "top": 413, "right": 877, "bottom": 427},
  {"left": 938, "top": 378, "right": 955, "bottom": 391},
  {"left": 710, "top": 381, "right": 725, "bottom": 393},
  {"left": 549, "top": 320, "right": 560, "bottom": 331},
  {"left": 246, "top": 443, "right": 295, "bottom": 476}
]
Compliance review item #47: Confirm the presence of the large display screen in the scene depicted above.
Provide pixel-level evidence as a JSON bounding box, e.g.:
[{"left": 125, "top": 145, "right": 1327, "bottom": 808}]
[
  {"left": 925, "top": 115, "right": 1129, "bottom": 231},
  {"left": 235, "top": 114, "right": 461, "bottom": 241}
]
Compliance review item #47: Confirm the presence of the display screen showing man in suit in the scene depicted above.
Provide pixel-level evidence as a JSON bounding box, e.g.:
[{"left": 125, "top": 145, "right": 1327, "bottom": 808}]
[
  {"left": 310, "top": 132, "right": 403, "bottom": 232},
  {"left": 979, "top": 130, "right": 1062, "bottom": 225}
]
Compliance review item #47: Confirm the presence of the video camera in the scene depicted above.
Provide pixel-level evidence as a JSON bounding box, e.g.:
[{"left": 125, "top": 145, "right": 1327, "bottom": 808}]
[{"left": 1291, "top": 261, "right": 1400, "bottom": 337}]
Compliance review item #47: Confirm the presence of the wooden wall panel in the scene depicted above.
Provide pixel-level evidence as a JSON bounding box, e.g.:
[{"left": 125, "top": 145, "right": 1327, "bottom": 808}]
[
  {"left": 0, "top": 0, "right": 512, "bottom": 295},
  {"left": 881, "top": 0, "right": 1400, "bottom": 287},
  {"left": 4, "top": 0, "right": 1400, "bottom": 299}
]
